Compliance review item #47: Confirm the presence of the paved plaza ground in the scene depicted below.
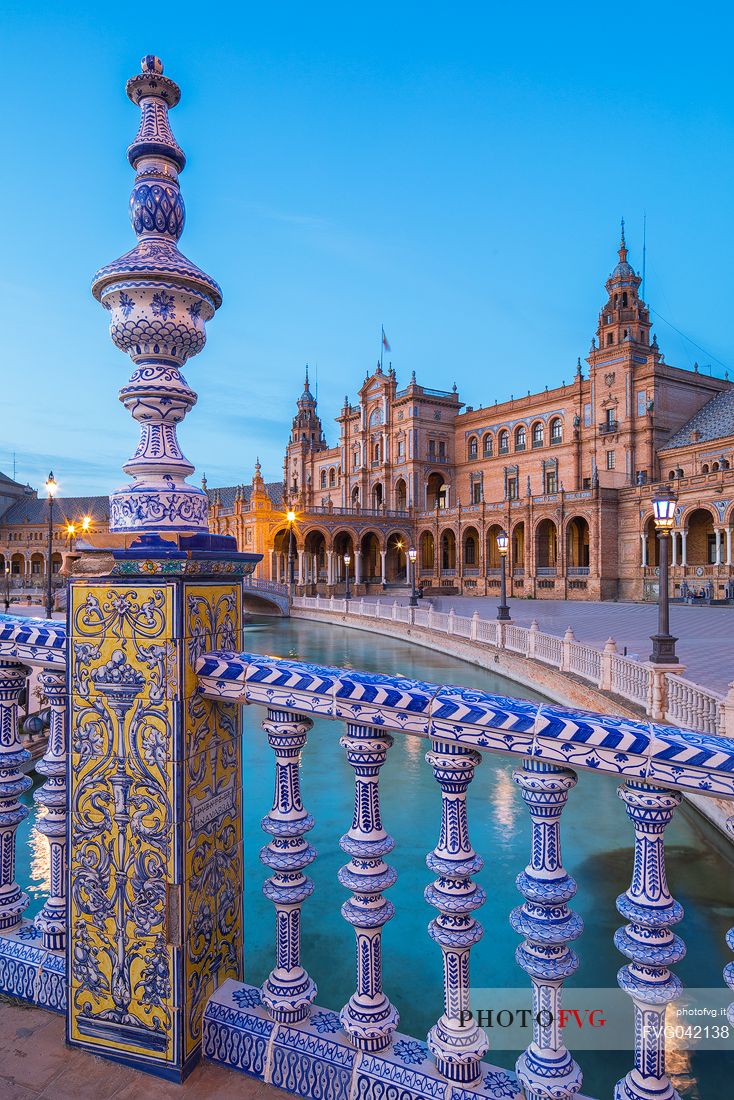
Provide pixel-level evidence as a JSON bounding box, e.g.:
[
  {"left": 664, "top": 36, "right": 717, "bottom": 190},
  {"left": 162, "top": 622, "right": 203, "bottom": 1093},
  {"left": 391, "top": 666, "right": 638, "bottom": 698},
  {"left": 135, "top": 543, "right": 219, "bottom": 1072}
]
[
  {"left": 0, "top": 999, "right": 287, "bottom": 1099},
  {"left": 363, "top": 594, "right": 734, "bottom": 696}
]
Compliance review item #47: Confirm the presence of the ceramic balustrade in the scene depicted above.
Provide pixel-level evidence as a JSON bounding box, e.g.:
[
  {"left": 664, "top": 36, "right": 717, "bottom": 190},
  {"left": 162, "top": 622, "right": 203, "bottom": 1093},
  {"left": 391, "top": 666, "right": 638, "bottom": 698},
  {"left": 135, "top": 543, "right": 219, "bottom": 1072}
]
[
  {"left": 0, "top": 660, "right": 32, "bottom": 932},
  {"left": 291, "top": 598, "right": 728, "bottom": 736},
  {"left": 33, "top": 670, "right": 68, "bottom": 950},
  {"left": 260, "top": 707, "right": 317, "bottom": 1022},
  {"left": 196, "top": 649, "right": 734, "bottom": 1100}
]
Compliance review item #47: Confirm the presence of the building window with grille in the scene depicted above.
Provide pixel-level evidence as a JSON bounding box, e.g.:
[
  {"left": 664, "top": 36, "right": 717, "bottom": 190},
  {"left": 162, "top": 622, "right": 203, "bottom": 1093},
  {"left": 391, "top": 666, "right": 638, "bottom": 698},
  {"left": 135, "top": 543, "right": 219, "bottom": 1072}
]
[
  {"left": 606, "top": 450, "right": 615, "bottom": 470},
  {"left": 499, "top": 430, "right": 509, "bottom": 454},
  {"left": 471, "top": 481, "right": 482, "bottom": 504},
  {"left": 507, "top": 477, "right": 518, "bottom": 500},
  {"left": 531, "top": 422, "right": 544, "bottom": 448},
  {"left": 550, "top": 418, "right": 562, "bottom": 444},
  {"left": 483, "top": 433, "right": 493, "bottom": 456},
  {"left": 468, "top": 436, "right": 478, "bottom": 459},
  {"left": 438, "top": 441, "right": 446, "bottom": 459},
  {"left": 429, "top": 439, "right": 436, "bottom": 460},
  {"left": 545, "top": 470, "right": 557, "bottom": 493},
  {"left": 515, "top": 425, "right": 526, "bottom": 451}
]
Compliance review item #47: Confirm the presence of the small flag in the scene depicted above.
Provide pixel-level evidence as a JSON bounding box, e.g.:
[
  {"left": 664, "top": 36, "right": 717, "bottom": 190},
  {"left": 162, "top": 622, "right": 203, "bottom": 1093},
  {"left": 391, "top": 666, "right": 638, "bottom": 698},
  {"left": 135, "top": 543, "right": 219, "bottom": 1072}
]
[{"left": 382, "top": 326, "right": 391, "bottom": 352}]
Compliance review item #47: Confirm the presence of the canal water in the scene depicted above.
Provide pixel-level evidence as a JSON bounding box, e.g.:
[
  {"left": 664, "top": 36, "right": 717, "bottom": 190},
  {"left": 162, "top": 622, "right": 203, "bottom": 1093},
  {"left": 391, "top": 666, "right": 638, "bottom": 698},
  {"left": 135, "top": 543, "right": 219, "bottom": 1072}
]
[{"left": 19, "top": 614, "right": 733, "bottom": 1098}]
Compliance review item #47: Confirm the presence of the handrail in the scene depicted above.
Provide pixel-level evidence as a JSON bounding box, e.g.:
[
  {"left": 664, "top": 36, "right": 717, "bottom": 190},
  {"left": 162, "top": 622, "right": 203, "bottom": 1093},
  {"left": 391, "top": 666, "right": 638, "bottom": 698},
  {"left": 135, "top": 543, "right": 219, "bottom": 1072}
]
[
  {"left": 196, "top": 649, "right": 734, "bottom": 799},
  {"left": 291, "top": 597, "right": 729, "bottom": 737},
  {"left": 0, "top": 613, "right": 67, "bottom": 668}
]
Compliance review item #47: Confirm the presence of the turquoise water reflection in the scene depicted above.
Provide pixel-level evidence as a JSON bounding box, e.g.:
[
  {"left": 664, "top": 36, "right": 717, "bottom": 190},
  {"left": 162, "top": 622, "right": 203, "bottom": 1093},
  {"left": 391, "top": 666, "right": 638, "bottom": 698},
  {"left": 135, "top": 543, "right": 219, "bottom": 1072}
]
[{"left": 16, "top": 614, "right": 733, "bottom": 1098}]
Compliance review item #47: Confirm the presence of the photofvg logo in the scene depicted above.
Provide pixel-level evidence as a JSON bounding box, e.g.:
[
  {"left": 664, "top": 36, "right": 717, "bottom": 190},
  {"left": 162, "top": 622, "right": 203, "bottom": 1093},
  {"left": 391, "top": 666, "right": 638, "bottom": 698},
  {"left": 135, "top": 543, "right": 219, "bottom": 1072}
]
[{"left": 468, "top": 989, "right": 734, "bottom": 1051}]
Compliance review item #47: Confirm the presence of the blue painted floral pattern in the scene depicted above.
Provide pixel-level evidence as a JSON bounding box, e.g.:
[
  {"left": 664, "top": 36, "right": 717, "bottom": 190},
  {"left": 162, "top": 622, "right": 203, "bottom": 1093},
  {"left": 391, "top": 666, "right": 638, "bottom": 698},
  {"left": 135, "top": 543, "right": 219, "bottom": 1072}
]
[
  {"left": 392, "top": 1038, "right": 429, "bottom": 1065},
  {"left": 232, "top": 986, "right": 262, "bottom": 1009},
  {"left": 150, "top": 291, "right": 176, "bottom": 320},
  {"left": 309, "top": 1010, "right": 341, "bottom": 1034},
  {"left": 119, "top": 291, "right": 135, "bottom": 317}
]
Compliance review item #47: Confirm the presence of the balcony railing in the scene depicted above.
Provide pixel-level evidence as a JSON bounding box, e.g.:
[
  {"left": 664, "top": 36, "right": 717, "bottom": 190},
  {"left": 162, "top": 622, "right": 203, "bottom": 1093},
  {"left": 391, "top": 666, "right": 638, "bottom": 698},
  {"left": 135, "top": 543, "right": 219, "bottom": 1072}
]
[{"left": 599, "top": 420, "right": 618, "bottom": 434}]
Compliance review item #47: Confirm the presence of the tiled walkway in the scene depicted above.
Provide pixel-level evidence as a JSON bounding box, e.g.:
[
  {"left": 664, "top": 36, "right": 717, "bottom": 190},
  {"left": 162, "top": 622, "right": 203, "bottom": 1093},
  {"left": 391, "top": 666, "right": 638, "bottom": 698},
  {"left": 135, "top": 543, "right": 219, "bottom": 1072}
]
[
  {"left": 374, "top": 595, "right": 734, "bottom": 695},
  {"left": 0, "top": 1000, "right": 290, "bottom": 1100}
]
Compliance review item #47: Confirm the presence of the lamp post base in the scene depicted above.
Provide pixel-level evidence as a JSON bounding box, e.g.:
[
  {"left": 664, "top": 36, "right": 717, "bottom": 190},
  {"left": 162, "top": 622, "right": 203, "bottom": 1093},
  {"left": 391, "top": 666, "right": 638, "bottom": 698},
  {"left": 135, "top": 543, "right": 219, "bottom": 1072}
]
[
  {"left": 649, "top": 633, "right": 679, "bottom": 664},
  {"left": 497, "top": 606, "right": 511, "bottom": 622}
]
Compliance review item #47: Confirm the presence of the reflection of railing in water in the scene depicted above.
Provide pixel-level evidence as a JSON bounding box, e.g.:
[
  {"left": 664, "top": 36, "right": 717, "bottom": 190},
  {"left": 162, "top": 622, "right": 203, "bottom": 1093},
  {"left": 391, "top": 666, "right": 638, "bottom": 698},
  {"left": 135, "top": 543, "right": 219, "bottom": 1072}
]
[{"left": 197, "top": 645, "right": 734, "bottom": 1100}]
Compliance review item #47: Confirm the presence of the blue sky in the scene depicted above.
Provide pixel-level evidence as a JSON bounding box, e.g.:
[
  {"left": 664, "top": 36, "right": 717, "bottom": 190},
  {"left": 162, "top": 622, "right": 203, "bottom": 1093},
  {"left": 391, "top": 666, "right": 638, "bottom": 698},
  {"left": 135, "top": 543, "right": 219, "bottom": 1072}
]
[{"left": 4, "top": 2, "right": 734, "bottom": 496}]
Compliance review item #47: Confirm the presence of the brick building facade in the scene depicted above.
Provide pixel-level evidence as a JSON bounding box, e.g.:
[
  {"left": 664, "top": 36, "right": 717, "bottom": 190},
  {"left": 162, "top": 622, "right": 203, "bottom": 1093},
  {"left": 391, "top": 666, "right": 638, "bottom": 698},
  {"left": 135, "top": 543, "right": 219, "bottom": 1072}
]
[{"left": 2, "top": 231, "right": 733, "bottom": 604}]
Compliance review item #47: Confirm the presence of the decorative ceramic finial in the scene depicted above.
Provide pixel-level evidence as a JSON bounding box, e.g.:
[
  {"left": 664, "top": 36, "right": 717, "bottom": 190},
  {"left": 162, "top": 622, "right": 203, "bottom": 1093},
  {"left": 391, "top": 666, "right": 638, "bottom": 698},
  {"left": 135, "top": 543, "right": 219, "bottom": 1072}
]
[
  {"left": 92, "top": 56, "right": 222, "bottom": 536},
  {"left": 410, "top": 370, "right": 416, "bottom": 383}
]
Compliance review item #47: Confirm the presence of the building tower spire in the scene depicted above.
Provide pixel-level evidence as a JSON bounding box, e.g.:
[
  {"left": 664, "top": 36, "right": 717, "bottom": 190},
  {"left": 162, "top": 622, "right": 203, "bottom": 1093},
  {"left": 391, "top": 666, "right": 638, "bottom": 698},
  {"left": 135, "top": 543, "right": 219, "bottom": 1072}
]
[{"left": 92, "top": 55, "right": 222, "bottom": 536}]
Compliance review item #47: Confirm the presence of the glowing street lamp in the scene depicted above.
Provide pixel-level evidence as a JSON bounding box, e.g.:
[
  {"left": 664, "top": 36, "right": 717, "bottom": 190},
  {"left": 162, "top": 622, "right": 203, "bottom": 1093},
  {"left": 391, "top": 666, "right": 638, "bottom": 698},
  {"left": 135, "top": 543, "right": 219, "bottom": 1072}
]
[
  {"left": 344, "top": 553, "right": 352, "bottom": 601},
  {"left": 496, "top": 529, "right": 511, "bottom": 622},
  {"left": 45, "top": 472, "right": 58, "bottom": 619},
  {"left": 408, "top": 547, "right": 418, "bottom": 607},
  {"left": 649, "top": 486, "right": 678, "bottom": 664},
  {"left": 286, "top": 508, "right": 296, "bottom": 597}
]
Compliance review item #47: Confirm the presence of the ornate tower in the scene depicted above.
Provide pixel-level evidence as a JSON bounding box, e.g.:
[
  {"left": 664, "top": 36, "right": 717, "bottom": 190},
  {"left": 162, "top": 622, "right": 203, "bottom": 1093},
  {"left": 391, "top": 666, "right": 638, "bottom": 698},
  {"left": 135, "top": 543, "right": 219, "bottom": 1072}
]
[
  {"left": 283, "top": 369, "right": 327, "bottom": 502},
  {"left": 587, "top": 223, "right": 660, "bottom": 486},
  {"left": 92, "top": 55, "right": 222, "bottom": 535},
  {"left": 593, "top": 221, "right": 653, "bottom": 352}
]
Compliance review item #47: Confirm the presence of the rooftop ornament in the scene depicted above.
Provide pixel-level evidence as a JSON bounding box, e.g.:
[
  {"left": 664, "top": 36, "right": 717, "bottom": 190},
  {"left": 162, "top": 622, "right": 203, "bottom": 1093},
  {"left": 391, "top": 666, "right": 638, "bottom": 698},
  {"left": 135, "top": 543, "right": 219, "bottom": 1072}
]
[{"left": 92, "top": 55, "right": 222, "bottom": 537}]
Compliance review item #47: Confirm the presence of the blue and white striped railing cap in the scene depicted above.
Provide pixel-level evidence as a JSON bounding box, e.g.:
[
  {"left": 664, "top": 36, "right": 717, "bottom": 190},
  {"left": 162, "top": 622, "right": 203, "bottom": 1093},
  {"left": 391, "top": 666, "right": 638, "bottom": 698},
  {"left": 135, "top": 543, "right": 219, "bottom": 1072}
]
[
  {"left": 0, "top": 614, "right": 67, "bottom": 668},
  {"left": 196, "top": 649, "right": 734, "bottom": 800}
]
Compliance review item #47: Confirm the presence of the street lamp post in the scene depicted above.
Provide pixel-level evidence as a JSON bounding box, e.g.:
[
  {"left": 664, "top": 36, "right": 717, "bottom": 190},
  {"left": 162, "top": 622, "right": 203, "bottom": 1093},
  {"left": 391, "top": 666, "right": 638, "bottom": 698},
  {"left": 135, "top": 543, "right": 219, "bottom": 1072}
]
[
  {"left": 44, "top": 472, "right": 58, "bottom": 619},
  {"left": 496, "top": 529, "right": 511, "bottom": 621},
  {"left": 649, "top": 486, "right": 678, "bottom": 664},
  {"left": 344, "top": 553, "right": 351, "bottom": 601},
  {"left": 286, "top": 508, "right": 296, "bottom": 598},
  {"left": 408, "top": 548, "right": 418, "bottom": 607},
  {"left": 4, "top": 562, "right": 10, "bottom": 613}
]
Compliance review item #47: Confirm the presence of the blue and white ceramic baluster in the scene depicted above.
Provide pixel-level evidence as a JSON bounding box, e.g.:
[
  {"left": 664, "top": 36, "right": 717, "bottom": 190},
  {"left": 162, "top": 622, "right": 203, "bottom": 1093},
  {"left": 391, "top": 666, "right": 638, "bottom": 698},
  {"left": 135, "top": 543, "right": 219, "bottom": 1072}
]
[
  {"left": 34, "top": 670, "right": 68, "bottom": 950},
  {"left": 260, "top": 708, "right": 317, "bottom": 1021},
  {"left": 0, "top": 661, "right": 31, "bottom": 931},
  {"left": 339, "top": 721, "right": 399, "bottom": 1051},
  {"left": 724, "top": 816, "right": 734, "bottom": 1028},
  {"left": 510, "top": 760, "right": 583, "bottom": 1100},
  {"left": 425, "top": 740, "right": 488, "bottom": 1084},
  {"left": 615, "top": 781, "right": 685, "bottom": 1100}
]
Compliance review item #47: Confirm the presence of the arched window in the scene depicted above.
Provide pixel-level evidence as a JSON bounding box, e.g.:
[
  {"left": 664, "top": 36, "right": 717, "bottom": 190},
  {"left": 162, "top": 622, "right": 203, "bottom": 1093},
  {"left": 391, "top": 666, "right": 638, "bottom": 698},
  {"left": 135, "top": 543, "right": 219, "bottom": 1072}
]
[
  {"left": 373, "top": 442, "right": 381, "bottom": 463},
  {"left": 468, "top": 436, "right": 478, "bottom": 459},
  {"left": 622, "top": 291, "right": 628, "bottom": 308},
  {"left": 369, "top": 407, "right": 384, "bottom": 428},
  {"left": 329, "top": 468, "right": 336, "bottom": 487},
  {"left": 515, "top": 425, "right": 526, "bottom": 451},
  {"left": 702, "top": 464, "right": 710, "bottom": 474},
  {"left": 713, "top": 462, "right": 720, "bottom": 472},
  {"left": 320, "top": 470, "right": 327, "bottom": 489},
  {"left": 532, "top": 422, "right": 544, "bottom": 448},
  {"left": 498, "top": 430, "right": 509, "bottom": 454},
  {"left": 668, "top": 471, "right": 676, "bottom": 480},
  {"left": 483, "top": 433, "right": 493, "bottom": 457},
  {"left": 550, "top": 418, "right": 562, "bottom": 444}
]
